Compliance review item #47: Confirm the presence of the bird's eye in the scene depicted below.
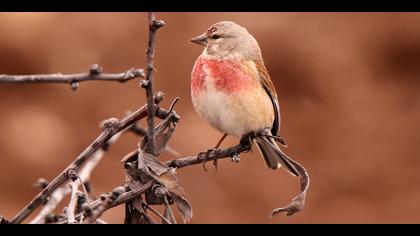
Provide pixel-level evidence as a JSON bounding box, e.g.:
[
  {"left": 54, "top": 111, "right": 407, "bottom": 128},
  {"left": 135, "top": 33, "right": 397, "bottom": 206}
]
[{"left": 211, "top": 34, "right": 221, "bottom": 39}]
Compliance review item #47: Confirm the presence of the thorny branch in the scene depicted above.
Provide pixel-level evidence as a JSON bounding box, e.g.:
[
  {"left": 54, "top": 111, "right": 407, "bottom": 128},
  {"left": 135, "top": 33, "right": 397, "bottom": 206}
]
[{"left": 0, "top": 64, "right": 144, "bottom": 90}]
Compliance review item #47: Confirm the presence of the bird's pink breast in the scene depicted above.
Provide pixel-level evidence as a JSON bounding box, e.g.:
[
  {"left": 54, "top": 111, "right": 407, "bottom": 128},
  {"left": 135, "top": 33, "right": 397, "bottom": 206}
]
[{"left": 191, "top": 58, "right": 254, "bottom": 96}]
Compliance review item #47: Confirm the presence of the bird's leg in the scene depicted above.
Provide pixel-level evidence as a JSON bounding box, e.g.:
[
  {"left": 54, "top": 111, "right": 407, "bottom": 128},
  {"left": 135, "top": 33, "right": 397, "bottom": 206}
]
[
  {"left": 215, "top": 133, "right": 228, "bottom": 150},
  {"left": 240, "top": 133, "right": 254, "bottom": 147},
  {"left": 229, "top": 133, "right": 254, "bottom": 163},
  {"left": 211, "top": 133, "right": 228, "bottom": 170},
  {"left": 240, "top": 133, "right": 254, "bottom": 151},
  {"left": 199, "top": 133, "right": 228, "bottom": 172}
]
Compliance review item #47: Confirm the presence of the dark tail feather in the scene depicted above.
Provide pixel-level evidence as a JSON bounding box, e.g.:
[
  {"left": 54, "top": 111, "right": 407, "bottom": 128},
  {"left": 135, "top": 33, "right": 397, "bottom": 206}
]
[{"left": 255, "top": 135, "right": 298, "bottom": 177}]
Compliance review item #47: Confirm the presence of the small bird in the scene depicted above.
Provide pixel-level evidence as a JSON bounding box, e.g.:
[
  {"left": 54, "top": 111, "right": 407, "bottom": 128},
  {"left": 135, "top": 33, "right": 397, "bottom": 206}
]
[{"left": 190, "top": 21, "right": 298, "bottom": 176}]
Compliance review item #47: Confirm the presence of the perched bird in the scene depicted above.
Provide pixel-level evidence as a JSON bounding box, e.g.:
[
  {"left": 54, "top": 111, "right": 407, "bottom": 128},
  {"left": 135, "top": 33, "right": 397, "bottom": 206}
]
[{"left": 190, "top": 21, "right": 298, "bottom": 176}]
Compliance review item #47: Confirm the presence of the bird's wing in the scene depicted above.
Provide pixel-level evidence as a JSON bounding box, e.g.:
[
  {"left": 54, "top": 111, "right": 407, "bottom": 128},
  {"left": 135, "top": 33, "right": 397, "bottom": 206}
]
[{"left": 253, "top": 60, "right": 281, "bottom": 136}]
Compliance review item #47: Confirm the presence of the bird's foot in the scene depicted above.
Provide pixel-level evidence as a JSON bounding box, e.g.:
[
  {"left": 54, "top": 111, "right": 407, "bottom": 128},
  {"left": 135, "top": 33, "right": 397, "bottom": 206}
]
[
  {"left": 240, "top": 133, "right": 254, "bottom": 151},
  {"left": 230, "top": 153, "right": 241, "bottom": 163},
  {"left": 197, "top": 148, "right": 219, "bottom": 173}
]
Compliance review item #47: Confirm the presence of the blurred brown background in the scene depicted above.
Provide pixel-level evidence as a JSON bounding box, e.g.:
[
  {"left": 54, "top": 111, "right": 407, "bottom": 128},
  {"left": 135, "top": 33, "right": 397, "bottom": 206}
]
[{"left": 0, "top": 13, "right": 419, "bottom": 224}]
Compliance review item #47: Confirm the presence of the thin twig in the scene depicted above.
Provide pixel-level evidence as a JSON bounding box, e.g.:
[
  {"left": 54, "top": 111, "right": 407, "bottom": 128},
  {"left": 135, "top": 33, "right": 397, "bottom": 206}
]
[
  {"left": 129, "top": 124, "right": 148, "bottom": 136},
  {"left": 95, "top": 219, "right": 108, "bottom": 224},
  {"left": 120, "top": 139, "right": 252, "bottom": 171},
  {"left": 57, "top": 181, "right": 153, "bottom": 224},
  {"left": 67, "top": 181, "right": 78, "bottom": 224},
  {"left": 30, "top": 140, "right": 113, "bottom": 224},
  {"left": 11, "top": 104, "right": 171, "bottom": 224},
  {"left": 143, "top": 12, "right": 165, "bottom": 156},
  {"left": 163, "top": 196, "right": 177, "bottom": 224},
  {"left": 29, "top": 187, "right": 70, "bottom": 224},
  {"left": 88, "top": 187, "right": 125, "bottom": 223},
  {"left": 92, "top": 182, "right": 152, "bottom": 212},
  {"left": 166, "top": 141, "right": 252, "bottom": 169},
  {"left": 143, "top": 204, "right": 171, "bottom": 224},
  {"left": 0, "top": 64, "right": 144, "bottom": 90}
]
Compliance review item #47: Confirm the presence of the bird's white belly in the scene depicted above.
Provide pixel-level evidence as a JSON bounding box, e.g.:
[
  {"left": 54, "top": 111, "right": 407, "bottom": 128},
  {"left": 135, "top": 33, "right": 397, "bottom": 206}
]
[{"left": 192, "top": 76, "right": 275, "bottom": 137}]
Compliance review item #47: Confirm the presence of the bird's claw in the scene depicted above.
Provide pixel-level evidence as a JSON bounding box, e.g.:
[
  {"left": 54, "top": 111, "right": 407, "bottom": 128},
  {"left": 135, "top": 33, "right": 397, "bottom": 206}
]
[
  {"left": 230, "top": 153, "right": 240, "bottom": 163},
  {"left": 198, "top": 148, "right": 218, "bottom": 173}
]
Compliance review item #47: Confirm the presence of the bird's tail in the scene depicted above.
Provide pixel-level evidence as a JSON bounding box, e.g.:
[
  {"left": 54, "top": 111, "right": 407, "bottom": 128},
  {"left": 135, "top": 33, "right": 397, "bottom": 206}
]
[{"left": 255, "top": 132, "right": 298, "bottom": 176}]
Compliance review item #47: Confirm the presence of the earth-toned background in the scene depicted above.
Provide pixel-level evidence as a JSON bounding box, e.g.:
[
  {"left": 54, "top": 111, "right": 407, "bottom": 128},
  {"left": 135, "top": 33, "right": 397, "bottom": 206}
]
[{"left": 0, "top": 13, "right": 419, "bottom": 223}]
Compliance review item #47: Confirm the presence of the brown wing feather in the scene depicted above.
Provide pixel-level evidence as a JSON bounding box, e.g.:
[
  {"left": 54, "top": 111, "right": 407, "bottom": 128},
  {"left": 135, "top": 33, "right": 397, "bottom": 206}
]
[{"left": 253, "top": 60, "right": 280, "bottom": 136}]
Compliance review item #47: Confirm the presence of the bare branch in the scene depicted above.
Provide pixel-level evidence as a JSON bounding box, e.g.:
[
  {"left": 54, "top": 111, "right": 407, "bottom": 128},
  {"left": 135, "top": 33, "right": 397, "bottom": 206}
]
[
  {"left": 1, "top": 12, "right": 310, "bottom": 224},
  {"left": 143, "top": 204, "right": 171, "bottom": 224},
  {"left": 11, "top": 104, "right": 172, "bottom": 224},
  {"left": 88, "top": 186, "right": 125, "bottom": 223},
  {"left": 129, "top": 124, "right": 148, "bottom": 137},
  {"left": 120, "top": 138, "right": 252, "bottom": 173},
  {"left": 67, "top": 181, "right": 79, "bottom": 224},
  {"left": 0, "top": 64, "right": 144, "bottom": 90},
  {"left": 30, "top": 132, "right": 123, "bottom": 224},
  {"left": 56, "top": 181, "right": 153, "bottom": 224},
  {"left": 30, "top": 93, "right": 169, "bottom": 224},
  {"left": 166, "top": 142, "right": 252, "bottom": 169},
  {"left": 95, "top": 219, "right": 108, "bottom": 224},
  {"left": 29, "top": 187, "right": 70, "bottom": 224},
  {"left": 93, "top": 182, "right": 152, "bottom": 211},
  {"left": 142, "top": 12, "right": 165, "bottom": 156}
]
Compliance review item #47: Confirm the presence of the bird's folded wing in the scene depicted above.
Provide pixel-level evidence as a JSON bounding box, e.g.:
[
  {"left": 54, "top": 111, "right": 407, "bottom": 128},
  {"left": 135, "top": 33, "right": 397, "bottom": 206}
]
[{"left": 253, "top": 60, "right": 281, "bottom": 136}]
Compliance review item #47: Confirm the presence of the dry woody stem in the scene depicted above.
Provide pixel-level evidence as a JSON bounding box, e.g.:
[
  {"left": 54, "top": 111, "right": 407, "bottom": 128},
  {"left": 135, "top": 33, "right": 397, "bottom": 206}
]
[
  {"left": 0, "top": 64, "right": 144, "bottom": 90},
  {"left": 143, "top": 12, "right": 165, "bottom": 156},
  {"left": 0, "top": 12, "right": 309, "bottom": 224},
  {"left": 10, "top": 103, "right": 171, "bottom": 224}
]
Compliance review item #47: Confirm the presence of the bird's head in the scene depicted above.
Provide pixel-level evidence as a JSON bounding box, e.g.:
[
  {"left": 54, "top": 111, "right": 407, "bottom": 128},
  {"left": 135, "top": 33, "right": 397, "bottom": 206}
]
[{"left": 190, "top": 21, "right": 262, "bottom": 60}]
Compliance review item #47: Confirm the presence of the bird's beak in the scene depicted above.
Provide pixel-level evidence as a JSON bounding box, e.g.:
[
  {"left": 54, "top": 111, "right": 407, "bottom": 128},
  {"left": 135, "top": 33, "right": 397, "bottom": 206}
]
[{"left": 189, "top": 33, "right": 208, "bottom": 46}]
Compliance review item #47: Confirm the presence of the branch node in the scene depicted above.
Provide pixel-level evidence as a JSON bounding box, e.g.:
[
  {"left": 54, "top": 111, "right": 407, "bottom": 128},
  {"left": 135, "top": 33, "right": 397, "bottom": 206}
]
[
  {"left": 151, "top": 20, "right": 165, "bottom": 31},
  {"left": 76, "top": 192, "right": 87, "bottom": 206},
  {"left": 124, "top": 68, "right": 145, "bottom": 81},
  {"left": 67, "top": 168, "right": 79, "bottom": 182},
  {"left": 154, "top": 91, "right": 165, "bottom": 104},
  {"left": 33, "top": 178, "right": 50, "bottom": 189},
  {"left": 70, "top": 81, "right": 79, "bottom": 91},
  {"left": 99, "top": 193, "right": 108, "bottom": 202},
  {"left": 81, "top": 203, "right": 92, "bottom": 217},
  {"left": 89, "top": 64, "right": 103, "bottom": 75},
  {"left": 140, "top": 80, "right": 150, "bottom": 88},
  {"left": 152, "top": 185, "right": 166, "bottom": 198},
  {"left": 102, "top": 118, "right": 120, "bottom": 133},
  {"left": 151, "top": 185, "right": 173, "bottom": 204},
  {"left": 111, "top": 186, "right": 125, "bottom": 198}
]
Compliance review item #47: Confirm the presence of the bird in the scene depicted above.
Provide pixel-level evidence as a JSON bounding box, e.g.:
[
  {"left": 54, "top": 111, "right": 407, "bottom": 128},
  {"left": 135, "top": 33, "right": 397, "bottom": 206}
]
[{"left": 189, "top": 21, "right": 298, "bottom": 176}]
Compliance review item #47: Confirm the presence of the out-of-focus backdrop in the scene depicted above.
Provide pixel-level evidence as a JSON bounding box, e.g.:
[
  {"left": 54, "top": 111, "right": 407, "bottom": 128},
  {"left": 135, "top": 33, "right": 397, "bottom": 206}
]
[{"left": 0, "top": 13, "right": 419, "bottom": 224}]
